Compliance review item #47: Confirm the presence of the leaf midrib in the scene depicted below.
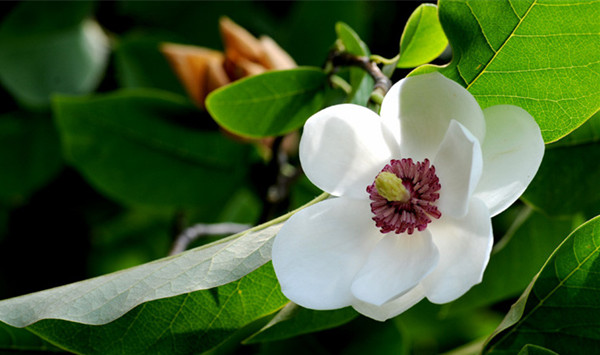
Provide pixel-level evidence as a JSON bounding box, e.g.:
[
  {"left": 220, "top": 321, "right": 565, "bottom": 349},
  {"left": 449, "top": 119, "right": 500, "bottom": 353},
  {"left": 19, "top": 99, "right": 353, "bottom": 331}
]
[
  {"left": 211, "top": 81, "right": 323, "bottom": 107},
  {"left": 465, "top": 0, "right": 538, "bottom": 90}
]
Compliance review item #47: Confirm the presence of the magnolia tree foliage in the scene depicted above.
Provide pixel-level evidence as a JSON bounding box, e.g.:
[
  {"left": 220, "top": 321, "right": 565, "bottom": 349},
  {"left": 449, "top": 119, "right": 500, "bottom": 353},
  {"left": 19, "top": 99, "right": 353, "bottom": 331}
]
[{"left": 0, "top": 1, "right": 599, "bottom": 354}]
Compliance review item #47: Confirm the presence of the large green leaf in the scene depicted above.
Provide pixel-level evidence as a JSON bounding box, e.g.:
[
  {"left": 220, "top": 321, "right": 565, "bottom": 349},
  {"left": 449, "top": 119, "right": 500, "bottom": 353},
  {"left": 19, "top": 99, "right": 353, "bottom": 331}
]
[
  {"left": 483, "top": 215, "right": 600, "bottom": 354},
  {"left": 446, "top": 208, "right": 575, "bottom": 314},
  {"left": 0, "top": 222, "right": 282, "bottom": 327},
  {"left": 0, "top": 2, "right": 109, "bottom": 109},
  {"left": 397, "top": 4, "right": 448, "bottom": 68},
  {"left": 24, "top": 264, "right": 287, "bottom": 355},
  {"left": 0, "top": 112, "right": 62, "bottom": 202},
  {"left": 206, "top": 68, "right": 328, "bottom": 138},
  {"left": 53, "top": 89, "right": 249, "bottom": 208},
  {"left": 422, "top": 0, "right": 600, "bottom": 143}
]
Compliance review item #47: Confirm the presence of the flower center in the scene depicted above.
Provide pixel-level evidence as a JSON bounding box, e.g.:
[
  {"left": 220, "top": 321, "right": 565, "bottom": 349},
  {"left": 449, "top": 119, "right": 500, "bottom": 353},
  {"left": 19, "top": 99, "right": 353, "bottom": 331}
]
[{"left": 367, "top": 158, "right": 441, "bottom": 235}]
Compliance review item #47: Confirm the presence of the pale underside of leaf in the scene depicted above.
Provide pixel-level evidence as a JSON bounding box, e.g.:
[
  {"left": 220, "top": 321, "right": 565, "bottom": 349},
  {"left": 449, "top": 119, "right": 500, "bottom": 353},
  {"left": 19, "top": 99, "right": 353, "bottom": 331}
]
[{"left": 0, "top": 224, "right": 282, "bottom": 328}]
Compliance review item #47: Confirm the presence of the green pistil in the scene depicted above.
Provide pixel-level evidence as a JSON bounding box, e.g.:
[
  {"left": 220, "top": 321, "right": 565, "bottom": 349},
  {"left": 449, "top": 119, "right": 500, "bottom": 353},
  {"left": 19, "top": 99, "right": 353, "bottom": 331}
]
[{"left": 375, "top": 172, "right": 410, "bottom": 203}]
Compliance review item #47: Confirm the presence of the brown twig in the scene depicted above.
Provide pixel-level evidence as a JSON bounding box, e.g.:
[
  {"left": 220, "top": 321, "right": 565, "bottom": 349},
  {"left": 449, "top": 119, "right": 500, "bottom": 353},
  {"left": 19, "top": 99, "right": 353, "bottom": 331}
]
[
  {"left": 329, "top": 51, "right": 392, "bottom": 103},
  {"left": 169, "top": 222, "right": 250, "bottom": 255}
]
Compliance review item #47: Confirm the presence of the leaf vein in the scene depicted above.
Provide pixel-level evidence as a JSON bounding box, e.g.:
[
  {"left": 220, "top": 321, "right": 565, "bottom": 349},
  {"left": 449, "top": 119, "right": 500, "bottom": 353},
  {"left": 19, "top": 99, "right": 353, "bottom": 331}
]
[
  {"left": 466, "top": 0, "right": 538, "bottom": 90},
  {"left": 465, "top": 2, "right": 497, "bottom": 53}
]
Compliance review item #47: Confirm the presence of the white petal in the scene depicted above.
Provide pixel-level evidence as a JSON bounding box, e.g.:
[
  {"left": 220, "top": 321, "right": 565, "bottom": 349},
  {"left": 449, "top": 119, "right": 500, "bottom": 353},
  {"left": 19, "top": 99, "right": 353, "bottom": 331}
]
[
  {"left": 433, "top": 120, "right": 483, "bottom": 218},
  {"left": 272, "top": 197, "right": 382, "bottom": 310},
  {"left": 474, "top": 105, "right": 545, "bottom": 216},
  {"left": 352, "top": 285, "right": 425, "bottom": 321},
  {"left": 381, "top": 72, "right": 486, "bottom": 161},
  {"left": 421, "top": 198, "right": 493, "bottom": 304},
  {"left": 300, "top": 104, "right": 397, "bottom": 199},
  {"left": 351, "top": 231, "right": 439, "bottom": 306}
]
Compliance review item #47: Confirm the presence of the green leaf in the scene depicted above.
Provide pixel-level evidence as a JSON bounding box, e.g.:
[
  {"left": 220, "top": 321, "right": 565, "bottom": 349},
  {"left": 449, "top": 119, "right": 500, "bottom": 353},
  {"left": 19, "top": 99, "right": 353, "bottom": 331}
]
[
  {"left": 206, "top": 68, "right": 328, "bottom": 138},
  {"left": 483, "top": 215, "right": 600, "bottom": 354},
  {"left": 0, "top": 322, "right": 61, "bottom": 352},
  {"left": 0, "top": 112, "right": 62, "bottom": 203},
  {"left": 430, "top": 0, "right": 600, "bottom": 143},
  {"left": 522, "top": 142, "right": 600, "bottom": 218},
  {"left": 53, "top": 89, "right": 249, "bottom": 208},
  {"left": 245, "top": 303, "right": 358, "bottom": 343},
  {"left": 25, "top": 263, "right": 288, "bottom": 355},
  {"left": 0, "top": 222, "right": 282, "bottom": 327},
  {"left": 446, "top": 207, "right": 575, "bottom": 313},
  {"left": 335, "top": 22, "right": 374, "bottom": 106},
  {"left": 0, "top": 2, "right": 109, "bottom": 109},
  {"left": 397, "top": 4, "right": 448, "bottom": 68}
]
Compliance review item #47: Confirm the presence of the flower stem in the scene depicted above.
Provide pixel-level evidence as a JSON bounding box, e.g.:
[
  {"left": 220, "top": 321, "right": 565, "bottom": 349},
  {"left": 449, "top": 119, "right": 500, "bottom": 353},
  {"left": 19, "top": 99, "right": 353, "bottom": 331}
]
[
  {"left": 330, "top": 52, "right": 391, "bottom": 95},
  {"left": 328, "top": 51, "right": 392, "bottom": 110}
]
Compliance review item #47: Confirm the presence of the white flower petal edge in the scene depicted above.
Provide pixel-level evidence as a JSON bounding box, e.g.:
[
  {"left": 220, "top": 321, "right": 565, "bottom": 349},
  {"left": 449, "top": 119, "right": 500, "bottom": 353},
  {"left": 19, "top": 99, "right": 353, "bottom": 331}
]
[
  {"left": 352, "top": 285, "right": 426, "bottom": 322},
  {"left": 381, "top": 72, "right": 486, "bottom": 162},
  {"left": 433, "top": 120, "right": 483, "bottom": 218},
  {"left": 474, "top": 105, "right": 545, "bottom": 216},
  {"left": 300, "top": 104, "right": 397, "bottom": 199},
  {"left": 272, "top": 197, "right": 382, "bottom": 310},
  {"left": 351, "top": 230, "right": 439, "bottom": 306},
  {"left": 421, "top": 197, "right": 493, "bottom": 303}
]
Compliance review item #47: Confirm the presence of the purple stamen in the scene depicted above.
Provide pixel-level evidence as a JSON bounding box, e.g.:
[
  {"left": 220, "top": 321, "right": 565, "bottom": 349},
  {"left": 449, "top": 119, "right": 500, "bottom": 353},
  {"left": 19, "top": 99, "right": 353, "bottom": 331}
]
[{"left": 367, "top": 158, "right": 441, "bottom": 235}]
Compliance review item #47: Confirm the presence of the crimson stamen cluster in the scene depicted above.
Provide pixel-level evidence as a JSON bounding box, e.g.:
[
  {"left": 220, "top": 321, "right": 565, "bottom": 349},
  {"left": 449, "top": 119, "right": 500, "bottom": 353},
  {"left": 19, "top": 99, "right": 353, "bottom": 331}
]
[{"left": 367, "top": 158, "right": 441, "bottom": 234}]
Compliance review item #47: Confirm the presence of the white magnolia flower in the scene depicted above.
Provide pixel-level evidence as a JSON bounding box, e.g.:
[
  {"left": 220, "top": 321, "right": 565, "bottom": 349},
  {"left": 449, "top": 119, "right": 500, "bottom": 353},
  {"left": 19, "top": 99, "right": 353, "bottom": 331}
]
[{"left": 272, "top": 72, "right": 544, "bottom": 321}]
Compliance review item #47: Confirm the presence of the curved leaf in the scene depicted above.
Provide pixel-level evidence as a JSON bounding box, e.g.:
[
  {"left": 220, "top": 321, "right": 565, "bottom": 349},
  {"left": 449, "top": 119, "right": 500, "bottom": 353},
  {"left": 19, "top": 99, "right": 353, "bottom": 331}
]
[
  {"left": 483, "top": 215, "right": 600, "bottom": 354},
  {"left": 397, "top": 3, "right": 448, "bottom": 68},
  {"left": 424, "top": 0, "right": 600, "bottom": 143},
  {"left": 25, "top": 264, "right": 287, "bottom": 355},
  {"left": 206, "top": 68, "right": 328, "bottom": 138},
  {"left": 0, "top": 223, "right": 281, "bottom": 327}
]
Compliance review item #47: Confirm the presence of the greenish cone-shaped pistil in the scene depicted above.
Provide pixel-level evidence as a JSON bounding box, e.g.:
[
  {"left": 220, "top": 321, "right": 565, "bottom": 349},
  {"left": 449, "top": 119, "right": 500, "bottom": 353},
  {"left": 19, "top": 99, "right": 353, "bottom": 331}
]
[{"left": 374, "top": 172, "right": 410, "bottom": 203}]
